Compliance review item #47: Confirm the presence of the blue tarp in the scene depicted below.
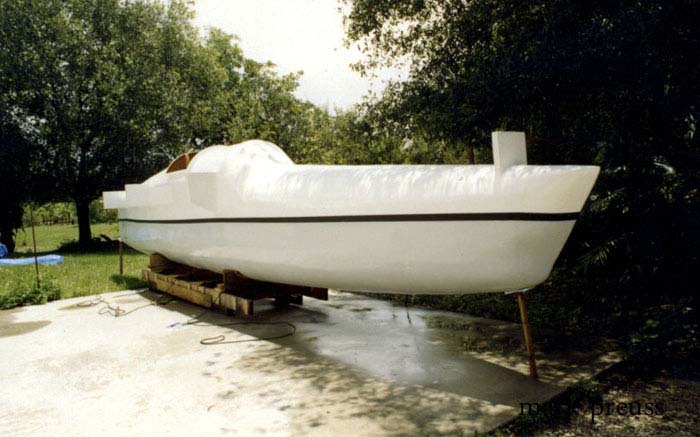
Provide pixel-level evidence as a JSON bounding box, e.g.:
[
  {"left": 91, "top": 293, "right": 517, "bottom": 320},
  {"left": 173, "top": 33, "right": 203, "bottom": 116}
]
[
  {"left": 0, "top": 244, "right": 7, "bottom": 258},
  {"left": 0, "top": 254, "right": 64, "bottom": 266}
]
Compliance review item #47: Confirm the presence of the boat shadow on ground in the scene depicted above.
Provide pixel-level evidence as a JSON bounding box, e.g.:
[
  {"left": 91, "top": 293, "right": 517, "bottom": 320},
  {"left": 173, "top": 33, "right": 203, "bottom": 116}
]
[
  {"left": 130, "top": 289, "right": 569, "bottom": 435},
  {"left": 223, "top": 338, "right": 518, "bottom": 435}
]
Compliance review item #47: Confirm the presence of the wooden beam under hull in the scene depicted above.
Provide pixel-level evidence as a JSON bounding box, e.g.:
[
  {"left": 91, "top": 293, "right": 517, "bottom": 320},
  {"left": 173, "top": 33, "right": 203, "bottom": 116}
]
[{"left": 143, "top": 254, "right": 328, "bottom": 316}]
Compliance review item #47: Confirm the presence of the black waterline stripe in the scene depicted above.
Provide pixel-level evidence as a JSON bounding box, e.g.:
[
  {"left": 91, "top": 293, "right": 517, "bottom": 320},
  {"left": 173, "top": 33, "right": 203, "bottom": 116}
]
[{"left": 119, "top": 212, "right": 579, "bottom": 224}]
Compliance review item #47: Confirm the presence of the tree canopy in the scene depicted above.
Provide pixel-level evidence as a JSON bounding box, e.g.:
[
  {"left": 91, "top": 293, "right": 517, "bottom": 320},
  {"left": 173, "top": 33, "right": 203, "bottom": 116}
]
[
  {"left": 0, "top": 0, "right": 340, "bottom": 247},
  {"left": 343, "top": 0, "right": 700, "bottom": 303},
  {"left": 0, "top": 0, "right": 222, "bottom": 243}
]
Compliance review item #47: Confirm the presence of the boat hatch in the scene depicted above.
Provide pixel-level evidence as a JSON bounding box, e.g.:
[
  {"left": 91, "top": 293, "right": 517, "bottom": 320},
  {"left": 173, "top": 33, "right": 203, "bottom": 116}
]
[{"left": 166, "top": 152, "right": 198, "bottom": 173}]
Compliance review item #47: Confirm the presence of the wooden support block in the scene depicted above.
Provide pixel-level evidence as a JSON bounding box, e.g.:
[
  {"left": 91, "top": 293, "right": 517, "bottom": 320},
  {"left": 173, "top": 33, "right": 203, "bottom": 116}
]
[
  {"left": 303, "top": 287, "right": 328, "bottom": 301},
  {"left": 223, "top": 269, "right": 276, "bottom": 299},
  {"left": 273, "top": 295, "right": 289, "bottom": 307},
  {"left": 290, "top": 294, "right": 303, "bottom": 305},
  {"left": 161, "top": 278, "right": 212, "bottom": 308},
  {"left": 144, "top": 266, "right": 327, "bottom": 318},
  {"left": 179, "top": 269, "right": 221, "bottom": 283},
  {"left": 149, "top": 254, "right": 172, "bottom": 273},
  {"left": 274, "top": 294, "right": 303, "bottom": 307},
  {"left": 142, "top": 269, "right": 157, "bottom": 288},
  {"left": 217, "top": 293, "right": 238, "bottom": 312},
  {"left": 142, "top": 268, "right": 213, "bottom": 308},
  {"left": 223, "top": 269, "right": 328, "bottom": 302},
  {"left": 236, "top": 296, "right": 254, "bottom": 316},
  {"left": 202, "top": 287, "right": 224, "bottom": 304}
]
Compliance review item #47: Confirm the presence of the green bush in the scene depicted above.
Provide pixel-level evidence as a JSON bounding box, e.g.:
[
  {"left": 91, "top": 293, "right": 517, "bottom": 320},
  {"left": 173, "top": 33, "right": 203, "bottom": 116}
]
[
  {"left": 22, "top": 200, "right": 118, "bottom": 228},
  {"left": 89, "top": 199, "right": 118, "bottom": 223},
  {"left": 626, "top": 303, "right": 700, "bottom": 367},
  {"left": 0, "top": 280, "right": 62, "bottom": 310},
  {"left": 42, "top": 281, "right": 62, "bottom": 302}
]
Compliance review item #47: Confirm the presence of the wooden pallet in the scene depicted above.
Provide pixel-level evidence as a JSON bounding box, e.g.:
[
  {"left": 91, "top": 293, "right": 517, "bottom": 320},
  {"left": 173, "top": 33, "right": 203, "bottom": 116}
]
[{"left": 143, "top": 254, "right": 328, "bottom": 316}]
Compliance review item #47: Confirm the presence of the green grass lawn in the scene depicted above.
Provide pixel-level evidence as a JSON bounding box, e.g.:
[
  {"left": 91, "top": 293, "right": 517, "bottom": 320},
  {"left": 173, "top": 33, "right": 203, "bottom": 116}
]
[
  {"left": 1, "top": 223, "right": 148, "bottom": 303},
  {"left": 13, "top": 222, "right": 120, "bottom": 253},
  {"left": 15, "top": 223, "right": 119, "bottom": 252}
]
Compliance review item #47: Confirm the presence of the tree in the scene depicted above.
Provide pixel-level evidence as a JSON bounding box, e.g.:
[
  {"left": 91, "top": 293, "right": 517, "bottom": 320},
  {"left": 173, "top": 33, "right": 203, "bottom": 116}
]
[
  {"left": 1, "top": 0, "right": 224, "bottom": 245},
  {"left": 2, "top": 1, "right": 348, "bottom": 250},
  {"left": 0, "top": 0, "right": 54, "bottom": 252},
  {"left": 344, "top": 0, "right": 700, "bottom": 300},
  {"left": 0, "top": 117, "right": 34, "bottom": 253},
  {"left": 203, "top": 29, "right": 323, "bottom": 163}
]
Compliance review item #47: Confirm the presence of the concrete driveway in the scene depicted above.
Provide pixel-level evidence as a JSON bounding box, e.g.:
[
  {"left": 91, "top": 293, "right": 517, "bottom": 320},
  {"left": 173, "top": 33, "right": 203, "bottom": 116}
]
[{"left": 0, "top": 290, "right": 620, "bottom": 436}]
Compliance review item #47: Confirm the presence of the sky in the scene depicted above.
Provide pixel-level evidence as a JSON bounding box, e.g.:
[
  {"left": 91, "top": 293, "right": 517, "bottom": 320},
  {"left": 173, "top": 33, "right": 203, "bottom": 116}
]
[{"left": 191, "top": 0, "right": 406, "bottom": 111}]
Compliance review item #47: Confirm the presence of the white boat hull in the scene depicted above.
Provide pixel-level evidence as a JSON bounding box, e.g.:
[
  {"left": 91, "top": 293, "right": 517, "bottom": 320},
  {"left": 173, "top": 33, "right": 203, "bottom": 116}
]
[
  {"left": 105, "top": 132, "right": 599, "bottom": 295},
  {"left": 120, "top": 219, "right": 576, "bottom": 294}
]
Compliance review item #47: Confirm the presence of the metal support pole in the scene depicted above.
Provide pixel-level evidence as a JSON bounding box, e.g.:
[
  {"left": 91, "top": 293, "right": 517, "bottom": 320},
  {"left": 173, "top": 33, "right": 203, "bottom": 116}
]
[
  {"left": 29, "top": 206, "right": 40, "bottom": 288},
  {"left": 118, "top": 239, "right": 124, "bottom": 275},
  {"left": 507, "top": 289, "right": 538, "bottom": 379}
]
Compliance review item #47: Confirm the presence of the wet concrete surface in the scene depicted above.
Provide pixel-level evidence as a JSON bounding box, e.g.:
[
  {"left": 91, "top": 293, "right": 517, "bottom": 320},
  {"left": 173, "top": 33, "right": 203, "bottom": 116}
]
[{"left": 0, "top": 290, "right": 621, "bottom": 436}]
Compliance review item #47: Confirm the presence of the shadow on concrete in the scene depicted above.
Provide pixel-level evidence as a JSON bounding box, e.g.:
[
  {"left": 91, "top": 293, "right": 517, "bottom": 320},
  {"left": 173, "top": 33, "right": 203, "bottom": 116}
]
[
  {"left": 134, "top": 290, "right": 569, "bottom": 410},
  {"left": 0, "top": 306, "right": 51, "bottom": 338}
]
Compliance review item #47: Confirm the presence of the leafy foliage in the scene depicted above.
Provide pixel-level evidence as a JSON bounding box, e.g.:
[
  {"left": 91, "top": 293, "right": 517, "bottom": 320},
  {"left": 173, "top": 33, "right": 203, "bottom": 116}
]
[
  {"left": 627, "top": 303, "right": 700, "bottom": 364},
  {"left": 0, "top": 1, "right": 338, "bottom": 248},
  {"left": 0, "top": 0, "right": 220, "bottom": 243},
  {"left": 0, "top": 280, "right": 61, "bottom": 310},
  {"left": 344, "top": 0, "right": 700, "bottom": 310}
]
